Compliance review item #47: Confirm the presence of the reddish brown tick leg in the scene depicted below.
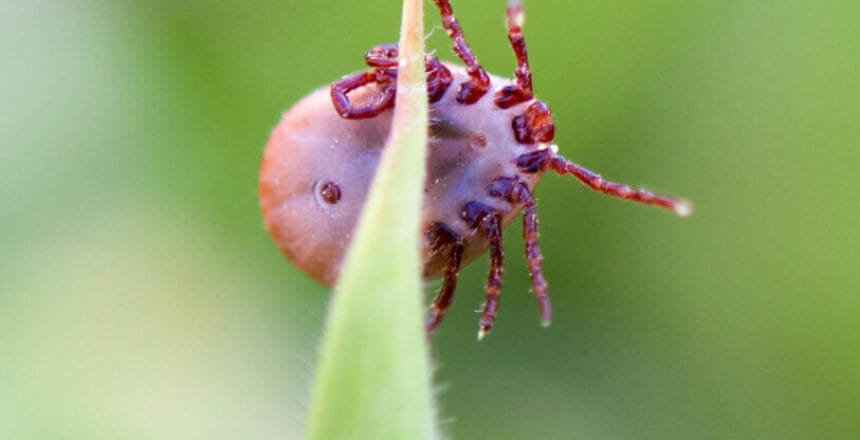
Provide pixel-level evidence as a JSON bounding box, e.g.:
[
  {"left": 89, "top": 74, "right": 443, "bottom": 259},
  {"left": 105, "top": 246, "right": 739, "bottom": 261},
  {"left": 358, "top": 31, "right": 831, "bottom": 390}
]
[
  {"left": 425, "top": 56, "right": 453, "bottom": 103},
  {"left": 330, "top": 70, "right": 396, "bottom": 119},
  {"left": 460, "top": 201, "right": 506, "bottom": 339},
  {"left": 366, "top": 43, "right": 452, "bottom": 102},
  {"left": 432, "top": 0, "right": 491, "bottom": 104},
  {"left": 495, "top": 0, "right": 535, "bottom": 109},
  {"left": 426, "top": 242, "right": 465, "bottom": 334},
  {"left": 425, "top": 222, "right": 466, "bottom": 334},
  {"left": 332, "top": 44, "right": 452, "bottom": 118},
  {"left": 488, "top": 177, "right": 551, "bottom": 327},
  {"left": 548, "top": 154, "right": 694, "bottom": 217},
  {"left": 331, "top": 44, "right": 399, "bottom": 119},
  {"left": 479, "top": 214, "right": 504, "bottom": 340}
]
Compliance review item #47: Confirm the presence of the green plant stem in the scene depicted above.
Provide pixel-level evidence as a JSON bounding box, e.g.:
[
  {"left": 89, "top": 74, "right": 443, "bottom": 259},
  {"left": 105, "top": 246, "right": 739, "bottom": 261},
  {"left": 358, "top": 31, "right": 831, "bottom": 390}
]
[{"left": 304, "top": 0, "right": 438, "bottom": 438}]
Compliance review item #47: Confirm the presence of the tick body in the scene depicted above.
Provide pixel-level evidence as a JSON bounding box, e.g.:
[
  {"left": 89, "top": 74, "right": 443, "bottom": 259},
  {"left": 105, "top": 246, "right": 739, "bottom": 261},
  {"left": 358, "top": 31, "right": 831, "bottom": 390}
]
[{"left": 259, "top": 0, "right": 692, "bottom": 339}]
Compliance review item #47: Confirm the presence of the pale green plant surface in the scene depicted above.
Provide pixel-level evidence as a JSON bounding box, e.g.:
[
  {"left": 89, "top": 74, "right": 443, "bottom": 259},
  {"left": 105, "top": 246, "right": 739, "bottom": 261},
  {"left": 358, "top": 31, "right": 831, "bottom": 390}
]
[{"left": 304, "top": 0, "right": 438, "bottom": 439}]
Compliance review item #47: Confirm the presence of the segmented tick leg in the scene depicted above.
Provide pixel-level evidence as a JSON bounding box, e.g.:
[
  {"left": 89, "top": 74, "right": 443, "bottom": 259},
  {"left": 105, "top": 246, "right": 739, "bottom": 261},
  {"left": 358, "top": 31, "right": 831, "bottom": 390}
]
[
  {"left": 432, "top": 0, "right": 491, "bottom": 104},
  {"left": 364, "top": 43, "right": 399, "bottom": 68},
  {"left": 331, "top": 70, "right": 396, "bottom": 119},
  {"left": 366, "top": 45, "right": 452, "bottom": 103},
  {"left": 366, "top": 43, "right": 453, "bottom": 103},
  {"left": 488, "top": 177, "right": 551, "bottom": 327},
  {"left": 495, "top": 0, "right": 535, "bottom": 109},
  {"left": 513, "top": 183, "right": 550, "bottom": 326},
  {"left": 330, "top": 44, "right": 399, "bottom": 119},
  {"left": 549, "top": 154, "right": 694, "bottom": 217},
  {"left": 461, "top": 201, "right": 505, "bottom": 339},
  {"left": 424, "top": 56, "right": 453, "bottom": 103},
  {"left": 426, "top": 242, "right": 465, "bottom": 334},
  {"left": 333, "top": 43, "right": 452, "bottom": 117},
  {"left": 479, "top": 213, "right": 504, "bottom": 340}
]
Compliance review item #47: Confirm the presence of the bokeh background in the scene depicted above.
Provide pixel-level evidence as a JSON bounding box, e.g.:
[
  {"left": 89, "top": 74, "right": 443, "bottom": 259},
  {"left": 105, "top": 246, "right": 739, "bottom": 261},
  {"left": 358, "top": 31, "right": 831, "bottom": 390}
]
[{"left": 2, "top": 0, "right": 858, "bottom": 438}]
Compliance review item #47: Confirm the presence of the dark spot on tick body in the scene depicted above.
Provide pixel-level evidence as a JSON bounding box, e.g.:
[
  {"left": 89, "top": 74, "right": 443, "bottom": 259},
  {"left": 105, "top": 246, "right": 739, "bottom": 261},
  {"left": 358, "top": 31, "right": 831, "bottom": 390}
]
[{"left": 316, "top": 181, "right": 341, "bottom": 205}]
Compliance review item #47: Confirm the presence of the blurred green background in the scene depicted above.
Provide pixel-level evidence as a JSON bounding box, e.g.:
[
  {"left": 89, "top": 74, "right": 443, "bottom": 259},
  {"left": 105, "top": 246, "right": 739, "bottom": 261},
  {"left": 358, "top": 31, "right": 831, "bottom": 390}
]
[{"left": 2, "top": 0, "right": 858, "bottom": 438}]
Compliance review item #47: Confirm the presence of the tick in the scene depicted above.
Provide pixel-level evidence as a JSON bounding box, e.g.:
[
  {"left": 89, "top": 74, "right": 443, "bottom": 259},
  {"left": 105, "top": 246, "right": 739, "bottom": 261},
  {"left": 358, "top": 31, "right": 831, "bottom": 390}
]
[{"left": 258, "top": 0, "right": 692, "bottom": 339}]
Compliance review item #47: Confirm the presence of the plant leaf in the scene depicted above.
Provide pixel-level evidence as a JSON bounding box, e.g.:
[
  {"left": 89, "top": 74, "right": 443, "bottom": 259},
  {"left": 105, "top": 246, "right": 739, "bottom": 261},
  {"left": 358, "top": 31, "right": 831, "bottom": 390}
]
[{"left": 305, "top": 0, "right": 438, "bottom": 438}]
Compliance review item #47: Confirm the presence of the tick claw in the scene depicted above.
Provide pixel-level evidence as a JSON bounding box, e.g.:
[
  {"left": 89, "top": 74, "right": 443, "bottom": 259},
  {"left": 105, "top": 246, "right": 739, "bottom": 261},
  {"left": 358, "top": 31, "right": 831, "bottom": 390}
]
[{"left": 674, "top": 199, "right": 694, "bottom": 218}]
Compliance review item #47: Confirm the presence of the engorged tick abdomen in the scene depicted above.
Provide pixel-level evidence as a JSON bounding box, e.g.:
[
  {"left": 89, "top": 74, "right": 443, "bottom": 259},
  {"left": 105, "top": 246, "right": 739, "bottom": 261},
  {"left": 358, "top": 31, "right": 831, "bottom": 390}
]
[{"left": 258, "top": 64, "right": 544, "bottom": 286}]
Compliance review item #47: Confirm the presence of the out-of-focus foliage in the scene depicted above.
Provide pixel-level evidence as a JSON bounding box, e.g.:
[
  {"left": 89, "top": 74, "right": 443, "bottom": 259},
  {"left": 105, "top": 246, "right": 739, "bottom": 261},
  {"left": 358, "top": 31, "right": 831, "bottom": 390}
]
[{"left": 1, "top": 0, "right": 857, "bottom": 439}]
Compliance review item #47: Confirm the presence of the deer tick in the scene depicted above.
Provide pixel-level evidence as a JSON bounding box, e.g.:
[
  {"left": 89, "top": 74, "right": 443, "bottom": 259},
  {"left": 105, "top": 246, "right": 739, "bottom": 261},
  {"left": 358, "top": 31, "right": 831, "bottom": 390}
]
[{"left": 258, "top": 0, "right": 692, "bottom": 339}]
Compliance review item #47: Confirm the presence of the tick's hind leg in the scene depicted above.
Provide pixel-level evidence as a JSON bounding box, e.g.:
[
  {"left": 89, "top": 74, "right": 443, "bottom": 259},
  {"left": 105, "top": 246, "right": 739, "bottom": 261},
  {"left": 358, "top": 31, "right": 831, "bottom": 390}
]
[
  {"left": 431, "top": 0, "right": 491, "bottom": 104},
  {"left": 495, "top": 0, "right": 535, "bottom": 109},
  {"left": 366, "top": 43, "right": 452, "bottom": 102}
]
